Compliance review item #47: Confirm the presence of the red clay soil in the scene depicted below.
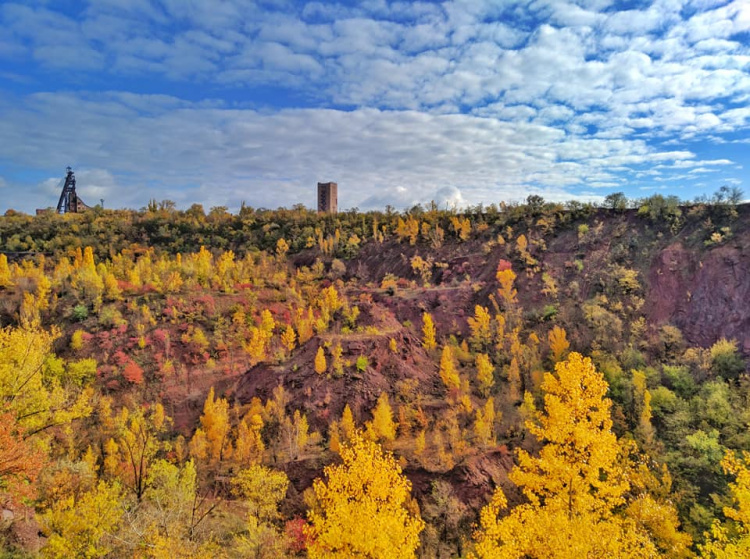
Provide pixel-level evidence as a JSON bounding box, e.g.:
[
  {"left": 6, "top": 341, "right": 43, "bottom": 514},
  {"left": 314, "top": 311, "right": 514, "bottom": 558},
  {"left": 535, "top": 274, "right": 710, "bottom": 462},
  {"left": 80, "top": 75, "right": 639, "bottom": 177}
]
[{"left": 231, "top": 300, "right": 441, "bottom": 433}]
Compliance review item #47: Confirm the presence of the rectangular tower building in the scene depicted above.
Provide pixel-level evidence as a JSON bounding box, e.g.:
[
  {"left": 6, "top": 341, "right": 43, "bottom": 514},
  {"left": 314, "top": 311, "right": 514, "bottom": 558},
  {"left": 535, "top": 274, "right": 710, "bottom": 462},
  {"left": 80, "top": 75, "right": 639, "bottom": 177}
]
[{"left": 317, "top": 182, "right": 338, "bottom": 214}]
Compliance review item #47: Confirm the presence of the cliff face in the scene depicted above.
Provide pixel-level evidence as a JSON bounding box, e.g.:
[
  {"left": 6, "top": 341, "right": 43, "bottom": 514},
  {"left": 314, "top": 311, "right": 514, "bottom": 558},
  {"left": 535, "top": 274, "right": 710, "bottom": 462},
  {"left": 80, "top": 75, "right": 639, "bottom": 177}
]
[
  {"left": 648, "top": 240, "right": 750, "bottom": 353},
  {"left": 333, "top": 204, "right": 750, "bottom": 357}
]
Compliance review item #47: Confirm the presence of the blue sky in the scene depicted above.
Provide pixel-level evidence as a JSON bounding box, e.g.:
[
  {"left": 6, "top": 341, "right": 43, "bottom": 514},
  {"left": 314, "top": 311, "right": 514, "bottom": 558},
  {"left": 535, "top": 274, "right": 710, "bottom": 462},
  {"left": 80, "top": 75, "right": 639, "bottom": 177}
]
[{"left": 0, "top": 0, "right": 748, "bottom": 213}]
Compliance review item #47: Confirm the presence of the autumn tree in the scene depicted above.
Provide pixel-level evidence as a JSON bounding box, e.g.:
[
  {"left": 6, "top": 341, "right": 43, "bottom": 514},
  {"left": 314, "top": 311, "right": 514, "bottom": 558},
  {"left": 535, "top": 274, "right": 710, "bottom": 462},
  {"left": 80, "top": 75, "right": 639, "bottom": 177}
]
[
  {"left": 472, "top": 353, "right": 688, "bottom": 558},
  {"left": 0, "top": 253, "right": 11, "bottom": 287},
  {"left": 0, "top": 411, "right": 46, "bottom": 505},
  {"left": 106, "top": 403, "right": 170, "bottom": 501},
  {"left": 366, "top": 392, "right": 397, "bottom": 443},
  {"left": 547, "top": 325, "right": 570, "bottom": 363},
  {"left": 281, "top": 409, "right": 311, "bottom": 462},
  {"left": 306, "top": 432, "right": 424, "bottom": 557},
  {"left": 632, "top": 369, "right": 655, "bottom": 448},
  {"left": 136, "top": 459, "right": 220, "bottom": 557},
  {"left": 422, "top": 312, "right": 437, "bottom": 351},
  {"left": 235, "top": 404, "right": 265, "bottom": 467},
  {"left": 473, "top": 398, "right": 496, "bottom": 448},
  {"left": 475, "top": 353, "right": 495, "bottom": 397},
  {"left": 468, "top": 306, "right": 492, "bottom": 350},
  {"left": 41, "top": 480, "right": 124, "bottom": 559},
  {"left": 314, "top": 346, "right": 327, "bottom": 374},
  {"left": 439, "top": 345, "right": 460, "bottom": 393},
  {"left": 506, "top": 357, "right": 522, "bottom": 403},
  {"left": 276, "top": 237, "right": 290, "bottom": 258},
  {"left": 190, "top": 387, "right": 232, "bottom": 467},
  {"left": 0, "top": 324, "right": 92, "bottom": 507},
  {"left": 496, "top": 260, "right": 517, "bottom": 307},
  {"left": 0, "top": 325, "right": 91, "bottom": 435},
  {"left": 396, "top": 216, "right": 420, "bottom": 245},
  {"left": 232, "top": 464, "right": 291, "bottom": 558},
  {"left": 340, "top": 404, "right": 356, "bottom": 443},
  {"left": 701, "top": 450, "right": 750, "bottom": 558},
  {"left": 70, "top": 246, "right": 105, "bottom": 309},
  {"left": 281, "top": 324, "right": 296, "bottom": 353}
]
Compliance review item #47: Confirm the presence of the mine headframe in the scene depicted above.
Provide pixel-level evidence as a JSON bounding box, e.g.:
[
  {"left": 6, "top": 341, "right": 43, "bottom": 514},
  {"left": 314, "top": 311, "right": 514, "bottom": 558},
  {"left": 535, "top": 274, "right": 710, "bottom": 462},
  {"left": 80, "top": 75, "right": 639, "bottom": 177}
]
[{"left": 56, "top": 166, "right": 89, "bottom": 214}]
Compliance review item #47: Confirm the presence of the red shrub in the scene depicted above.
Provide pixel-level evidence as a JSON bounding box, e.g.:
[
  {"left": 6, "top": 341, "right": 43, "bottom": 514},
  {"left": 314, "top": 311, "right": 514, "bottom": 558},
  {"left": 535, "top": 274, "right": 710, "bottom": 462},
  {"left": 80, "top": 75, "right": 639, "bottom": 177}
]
[{"left": 122, "top": 360, "right": 144, "bottom": 384}]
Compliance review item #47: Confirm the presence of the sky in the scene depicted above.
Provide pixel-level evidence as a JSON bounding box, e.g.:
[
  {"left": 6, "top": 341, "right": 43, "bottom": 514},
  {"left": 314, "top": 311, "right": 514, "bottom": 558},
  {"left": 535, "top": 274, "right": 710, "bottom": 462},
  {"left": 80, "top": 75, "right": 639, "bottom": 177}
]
[{"left": 0, "top": 0, "right": 748, "bottom": 213}]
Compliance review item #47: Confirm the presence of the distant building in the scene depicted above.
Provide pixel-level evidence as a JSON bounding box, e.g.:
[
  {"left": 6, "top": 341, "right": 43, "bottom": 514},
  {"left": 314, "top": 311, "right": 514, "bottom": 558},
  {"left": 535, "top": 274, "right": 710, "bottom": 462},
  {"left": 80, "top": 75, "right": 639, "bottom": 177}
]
[{"left": 317, "top": 182, "right": 338, "bottom": 214}]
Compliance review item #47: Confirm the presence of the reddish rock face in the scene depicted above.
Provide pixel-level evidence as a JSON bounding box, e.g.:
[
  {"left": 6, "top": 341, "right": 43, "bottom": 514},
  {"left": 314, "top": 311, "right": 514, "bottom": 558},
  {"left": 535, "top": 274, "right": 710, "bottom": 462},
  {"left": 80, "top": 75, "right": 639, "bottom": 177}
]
[{"left": 648, "top": 241, "right": 750, "bottom": 353}]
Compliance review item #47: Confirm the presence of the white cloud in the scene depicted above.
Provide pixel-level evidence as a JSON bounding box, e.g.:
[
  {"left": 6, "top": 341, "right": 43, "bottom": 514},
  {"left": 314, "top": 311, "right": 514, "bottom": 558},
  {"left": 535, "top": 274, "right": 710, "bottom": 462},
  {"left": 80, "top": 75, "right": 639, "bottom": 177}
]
[
  {"left": 0, "top": 91, "right": 735, "bottom": 213},
  {"left": 0, "top": 0, "right": 747, "bottom": 210}
]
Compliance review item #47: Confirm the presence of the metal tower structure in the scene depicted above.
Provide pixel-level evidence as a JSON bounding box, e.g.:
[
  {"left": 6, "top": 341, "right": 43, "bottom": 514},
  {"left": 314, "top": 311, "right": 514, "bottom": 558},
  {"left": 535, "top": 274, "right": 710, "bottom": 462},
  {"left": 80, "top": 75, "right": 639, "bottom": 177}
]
[{"left": 56, "top": 167, "right": 88, "bottom": 214}]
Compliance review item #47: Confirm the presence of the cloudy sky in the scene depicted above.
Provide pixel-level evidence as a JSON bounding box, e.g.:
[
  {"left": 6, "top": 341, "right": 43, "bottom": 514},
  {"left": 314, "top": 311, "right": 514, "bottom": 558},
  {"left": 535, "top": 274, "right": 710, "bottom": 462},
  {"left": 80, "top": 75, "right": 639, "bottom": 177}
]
[{"left": 0, "top": 0, "right": 748, "bottom": 213}]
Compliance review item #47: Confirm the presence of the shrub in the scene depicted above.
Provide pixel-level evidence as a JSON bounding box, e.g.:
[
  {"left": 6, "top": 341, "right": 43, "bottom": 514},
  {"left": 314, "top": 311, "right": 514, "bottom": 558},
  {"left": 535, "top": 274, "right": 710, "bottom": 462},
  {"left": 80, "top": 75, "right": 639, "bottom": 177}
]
[
  {"left": 355, "top": 356, "right": 369, "bottom": 372},
  {"left": 72, "top": 304, "right": 89, "bottom": 322},
  {"left": 710, "top": 338, "right": 745, "bottom": 380}
]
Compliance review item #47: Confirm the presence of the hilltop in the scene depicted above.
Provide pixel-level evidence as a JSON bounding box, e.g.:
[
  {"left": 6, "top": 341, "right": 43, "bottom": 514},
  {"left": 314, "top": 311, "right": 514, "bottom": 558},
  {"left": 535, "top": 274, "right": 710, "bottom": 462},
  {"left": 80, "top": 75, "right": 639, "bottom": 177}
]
[{"left": 1, "top": 193, "right": 749, "bottom": 556}]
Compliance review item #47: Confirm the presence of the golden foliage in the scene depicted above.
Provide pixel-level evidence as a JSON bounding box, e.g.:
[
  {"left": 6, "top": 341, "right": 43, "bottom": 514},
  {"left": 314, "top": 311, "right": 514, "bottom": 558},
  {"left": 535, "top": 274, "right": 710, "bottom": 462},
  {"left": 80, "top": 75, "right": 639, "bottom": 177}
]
[
  {"left": 314, "top": 346, "right": 327, "bottom": 374},
  {"left": 367, "top": 392, "right": 397, "bottom": 443},
  {"left": 472, "top": 353, "right": 686, "bottom": 558},
  {"left": 701, "top": 450, "right": 750, "bottom": 558},
  {"left": 422, "top": 312, "right": 437, "bottom": 350},
  {"left": 468, "top": 305, "right": 492, "bottom": 350},
  {"left": 41, "top": 481, "right": 123, "bottom": 559},
  {"left": 547, "top": 325, "right": 569, "bottom": 363},
  {"left": 496, "top": 268, "right": 517, "bottom": 307},
  {"left": 475, "top": 353, "right": 495, "bottom": 397},
  {"left": 280, "top": 324, "right": 296, "bottom": 352},
  {"left": 306, "top": 432, "right": 424, "bottom": 558},
  {"left": 439, "top": 345, "right": 460, "bottom": 393}
]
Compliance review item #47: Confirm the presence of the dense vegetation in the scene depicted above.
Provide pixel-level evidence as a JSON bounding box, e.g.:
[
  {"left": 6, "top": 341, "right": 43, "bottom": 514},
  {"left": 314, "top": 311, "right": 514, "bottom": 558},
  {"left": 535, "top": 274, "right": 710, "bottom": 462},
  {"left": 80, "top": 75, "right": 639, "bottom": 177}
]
[{"left": 1, "top": 190, "right": 749, "bottom": 557}]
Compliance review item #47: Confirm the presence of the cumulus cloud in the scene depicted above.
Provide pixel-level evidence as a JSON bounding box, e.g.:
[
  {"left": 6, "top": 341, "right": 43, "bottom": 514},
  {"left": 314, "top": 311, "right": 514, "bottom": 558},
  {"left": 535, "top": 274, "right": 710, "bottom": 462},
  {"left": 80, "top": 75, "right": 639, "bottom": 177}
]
[
  {"left": 0, "top": 0, "right": 747, "bottom": 211},
  {"left": 0, "top": 92, "right": 740, "bottom": 213}
]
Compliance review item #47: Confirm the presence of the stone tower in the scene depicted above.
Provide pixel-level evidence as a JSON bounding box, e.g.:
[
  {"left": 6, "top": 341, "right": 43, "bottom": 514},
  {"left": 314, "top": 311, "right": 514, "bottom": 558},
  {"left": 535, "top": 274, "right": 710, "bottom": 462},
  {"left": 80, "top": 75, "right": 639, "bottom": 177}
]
[{"left": 317, "top": 182, "right": 338, "bottom": 214}]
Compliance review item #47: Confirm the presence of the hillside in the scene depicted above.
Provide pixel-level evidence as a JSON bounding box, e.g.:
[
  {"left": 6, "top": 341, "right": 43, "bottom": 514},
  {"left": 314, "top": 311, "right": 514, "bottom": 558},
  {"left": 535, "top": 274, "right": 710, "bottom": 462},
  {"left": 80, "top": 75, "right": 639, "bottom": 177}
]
[{"left": 1, "top": 195, "right": 749, "bottom": 557}]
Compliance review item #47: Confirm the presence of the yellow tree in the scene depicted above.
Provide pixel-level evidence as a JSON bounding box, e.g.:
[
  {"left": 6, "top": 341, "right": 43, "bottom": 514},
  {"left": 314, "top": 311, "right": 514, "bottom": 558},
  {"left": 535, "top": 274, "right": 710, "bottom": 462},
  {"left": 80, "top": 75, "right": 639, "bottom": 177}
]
[
  {"left": 496, "top": 263, "right": 517, "bottom": 307},
  {"left": 70, "top": 246, "right": 104, "bottom": 308},
  {"left": 474, "top": 398, "right": 496, "bottom": 448},
  {"left": 547, "top": 325, "right": 570, "bottom": 363},
  {"left": 234, "top": 409, "right": 265, "bottom": 467},
  {"left": 41, "top": 480, "right": 123, "bottom": 559},
  {"left": 0, "top": 324, "right": 92, "bottom": 506},
  {"left": 190, "top": 387, "right": 232, "bottom": 467},
  {"left": 367, "top": 392, "right": 397, "bottom": 443},
  {"left": 280, "top": 324, "right": 296, "bottom": 353},
  {"left": 106, "top": 403, "right": 170, "bottom": 501},
  {"left": 232, "top": 464, "right": 290, "bottom": 558},
  {"left": 475, "top": 353, "right": 495, "bottom": 397},
  {"left": 137, "top": 459, "right": 219, "bottom": 557},
  {"left": 0, "top": 253, "right": 11, "bottom": 287},
  {"left": 282, "top": 409, "right": 310, "bottom": 461},
  {"left": 276, "top": 237, "right": 290, "bottom": 258},
  {"left": 468, "top": 306, "right": 492, "bottom": 350},
  {"left": 473, "top": 353, "right": 687, "bottom": 558},
  {"left": 632, "top": 369, "right": 655, "bottom": 448},
  {"left": 314, "top": 346, "right": 327, "bottom": 374},
  {"left": 422, "top": 312, "right": 437, "bottom": 351},
  {"left": 701, "top": 450, "right": 750, "bottom": 558},
  {"left": 439, "top": 345, "right": 460, "bottom": 393},
  {"left": 506, "top": 357, "right": 521, "bottom": 403},
  {"left": 340, "top": 404, "right": 356, "bottom": 443},
  {"left": 306, "top": 432, "right": 424, "bottom": 558}
]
